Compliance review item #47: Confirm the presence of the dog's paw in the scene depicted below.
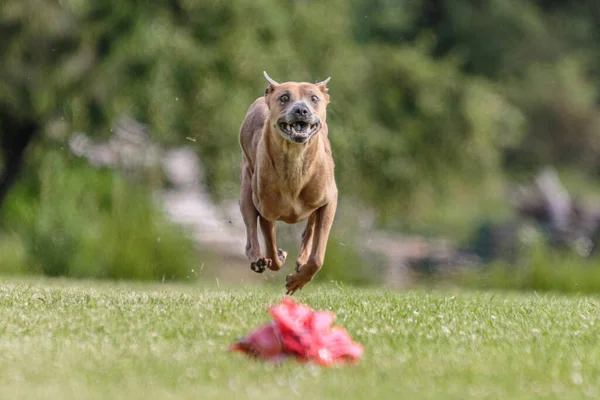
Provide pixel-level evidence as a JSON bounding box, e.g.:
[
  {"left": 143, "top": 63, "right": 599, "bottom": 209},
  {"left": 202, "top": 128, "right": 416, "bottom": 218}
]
[
  {"left": 277, "top": 249, "right": 287, "bottom": 263},
  {"left": 250, "top": 257, "right": 272, "bottom": 274},
  {"left": 285, "top": 263, "right": 319, "bottom": 295},
  {"left": 285, "top": 273, "right": 304, "bottom": 295},
  {"left": 264, "top": 249, "right": 287, "bottom": 272},
  {"left": 285, "top": 272, "right": 312, "bottom": 295}
]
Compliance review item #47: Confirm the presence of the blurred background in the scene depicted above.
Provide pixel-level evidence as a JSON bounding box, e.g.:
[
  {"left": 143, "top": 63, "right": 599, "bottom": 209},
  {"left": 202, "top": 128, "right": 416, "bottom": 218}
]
[{"left": 3, "top": 0, "right": 600, "bottom": 292}]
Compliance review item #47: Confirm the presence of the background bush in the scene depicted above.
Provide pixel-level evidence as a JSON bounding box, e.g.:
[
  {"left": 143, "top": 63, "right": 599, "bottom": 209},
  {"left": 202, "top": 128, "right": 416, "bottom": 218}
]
[
  {"left": 3, "top": 0, "right": 600, "bottom": 287},
  {"left": 0, "top": 147, "right": 196, "bottom": 280},
  {"left": 460, "top": 242, "right": 600, "bottom": 294}
]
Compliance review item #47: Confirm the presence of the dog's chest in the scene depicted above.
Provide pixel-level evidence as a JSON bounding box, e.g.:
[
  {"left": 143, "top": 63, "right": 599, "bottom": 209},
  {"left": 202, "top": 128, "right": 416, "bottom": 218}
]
[{"left": 253, "top": 172, "right": 327, "bottom": 224}]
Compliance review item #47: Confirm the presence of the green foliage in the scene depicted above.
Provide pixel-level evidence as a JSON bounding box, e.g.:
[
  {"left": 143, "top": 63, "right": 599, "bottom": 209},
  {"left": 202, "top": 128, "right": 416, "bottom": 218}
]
[
  {"left": 315, "top": 236, "right": 375, "bottom": 286},
  {"left": 0, "top": 149, "right": 197, "bottom": 281},
  {"left": 459, "top": 241, "right": 600, "bottom": 294},
  {"left": 5, "top": 0, "right": 600, "bottom": 281},
  {"left": 0, "top": 0, "right": 532, "bottom": 212}
]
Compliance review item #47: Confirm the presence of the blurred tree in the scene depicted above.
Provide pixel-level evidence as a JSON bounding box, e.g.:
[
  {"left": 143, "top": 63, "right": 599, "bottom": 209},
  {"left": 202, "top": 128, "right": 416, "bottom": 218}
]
[
  {"left": 2, "top": 0, "right": 600, "bottom": 232},
  {"left": 0, "top": 107, "right": 38, "bottom": 209}
]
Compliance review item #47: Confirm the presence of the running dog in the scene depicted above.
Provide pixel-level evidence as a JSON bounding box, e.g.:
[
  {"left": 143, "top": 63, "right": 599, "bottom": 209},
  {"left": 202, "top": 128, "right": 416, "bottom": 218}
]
[{"left": 238, "top": 72, "right": 337, "bottom": 295}]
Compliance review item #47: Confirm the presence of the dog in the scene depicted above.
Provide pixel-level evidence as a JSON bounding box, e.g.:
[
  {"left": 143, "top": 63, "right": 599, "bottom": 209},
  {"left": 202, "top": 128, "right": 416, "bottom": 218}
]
[{"left": 238, "top": 72, "right": 338, "bottom": 295}]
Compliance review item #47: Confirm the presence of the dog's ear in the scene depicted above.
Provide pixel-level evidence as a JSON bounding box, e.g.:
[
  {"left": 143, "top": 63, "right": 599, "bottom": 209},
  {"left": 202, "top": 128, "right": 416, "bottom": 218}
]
[
  {"left": 316, "top": 77, "right": 331, "bottom": 102},
  {"left": 263, "top": 71, "right": 279, "bottom": 97}
]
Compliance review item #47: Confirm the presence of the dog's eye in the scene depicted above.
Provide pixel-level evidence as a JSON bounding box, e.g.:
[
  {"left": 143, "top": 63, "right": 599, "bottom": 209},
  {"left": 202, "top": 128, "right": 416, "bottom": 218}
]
[
  {"left": 311, "top": 95, "right": 319, "bottom": 103},
  {"left": 280, "top": 94, "right": 289, "bottom": 103}
]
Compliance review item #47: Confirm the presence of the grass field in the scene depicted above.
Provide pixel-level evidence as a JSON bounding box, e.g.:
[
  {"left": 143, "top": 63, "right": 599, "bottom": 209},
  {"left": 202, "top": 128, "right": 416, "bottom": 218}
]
[{"left": 1, "top": 279, "right": 599, "bottom": 400}]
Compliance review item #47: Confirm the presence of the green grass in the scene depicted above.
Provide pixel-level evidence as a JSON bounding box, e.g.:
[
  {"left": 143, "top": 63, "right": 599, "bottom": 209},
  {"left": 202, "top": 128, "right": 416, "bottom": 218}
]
[{"left": 1, "top": 279, "right": 600, "bottom": 399}]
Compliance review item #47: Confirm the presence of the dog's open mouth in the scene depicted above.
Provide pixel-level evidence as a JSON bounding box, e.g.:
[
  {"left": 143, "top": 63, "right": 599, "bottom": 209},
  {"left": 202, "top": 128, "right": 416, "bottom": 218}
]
[{"left": 278, "top": 121, "right": 320, "bottom": 143}]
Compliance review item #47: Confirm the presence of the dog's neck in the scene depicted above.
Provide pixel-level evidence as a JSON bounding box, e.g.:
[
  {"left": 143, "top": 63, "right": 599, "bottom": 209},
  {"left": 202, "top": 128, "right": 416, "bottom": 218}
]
[{"left": 264, "top": 125, "right": 324, "bottom": 187}]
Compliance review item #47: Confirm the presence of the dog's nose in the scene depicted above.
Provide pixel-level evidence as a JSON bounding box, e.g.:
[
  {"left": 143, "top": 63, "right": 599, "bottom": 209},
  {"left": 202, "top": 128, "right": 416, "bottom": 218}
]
[{"left": 292, "top": 104, "right": 310, "bottom": 117}]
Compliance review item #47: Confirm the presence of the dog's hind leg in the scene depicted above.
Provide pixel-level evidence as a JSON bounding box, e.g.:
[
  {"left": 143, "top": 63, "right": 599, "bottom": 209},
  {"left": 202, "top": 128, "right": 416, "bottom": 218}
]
[
  {"left": 240, "top": 168, "right": 271, "bottom": 273},
  {"left": 295, "top": 213, "right": 316, "bottom": 272},
  {"left": 286, "top": 192, "right": 338, "bottom": 295},
  {"left": 259, "top": 217, "right": 287, "bottom": 271}
]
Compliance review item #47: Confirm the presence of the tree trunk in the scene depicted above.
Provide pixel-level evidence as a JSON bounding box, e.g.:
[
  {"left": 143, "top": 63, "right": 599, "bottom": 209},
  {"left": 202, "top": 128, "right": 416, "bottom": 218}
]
[{"left": 0, "top": 110, "right": 38, "bottom": 211}]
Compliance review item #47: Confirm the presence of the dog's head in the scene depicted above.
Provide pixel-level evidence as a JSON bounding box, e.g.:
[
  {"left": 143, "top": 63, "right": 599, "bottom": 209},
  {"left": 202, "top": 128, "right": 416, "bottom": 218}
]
[{"left": 263, "top": 71, "right": 330, "bottom": 144}]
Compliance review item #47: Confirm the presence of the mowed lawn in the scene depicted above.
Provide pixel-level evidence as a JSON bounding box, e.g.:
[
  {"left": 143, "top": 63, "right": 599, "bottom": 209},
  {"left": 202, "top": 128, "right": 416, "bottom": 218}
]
[{"left": 1, "top": 279, "right": 600, "bottom": 400}]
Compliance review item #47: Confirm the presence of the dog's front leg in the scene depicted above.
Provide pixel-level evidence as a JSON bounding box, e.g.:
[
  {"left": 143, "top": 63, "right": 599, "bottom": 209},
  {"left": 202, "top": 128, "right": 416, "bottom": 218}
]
[
  {"left": 295, "top": 213, "right": 316, "bottom": 270},
  {"left": 259, "top": 217, "right": 288, "bottom": 271},
  {"left": 240, "top": 167, "right": 271, "bottom": 273},
  {"left": 286, "top": 191, "right": 338, "bottom": 295}
]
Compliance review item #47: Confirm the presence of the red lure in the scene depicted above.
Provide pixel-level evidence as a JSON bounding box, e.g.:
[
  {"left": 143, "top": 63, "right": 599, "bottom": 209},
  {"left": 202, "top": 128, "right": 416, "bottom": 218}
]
[{"left": 231, "top": 298, "right": 363, "bottom": 366}]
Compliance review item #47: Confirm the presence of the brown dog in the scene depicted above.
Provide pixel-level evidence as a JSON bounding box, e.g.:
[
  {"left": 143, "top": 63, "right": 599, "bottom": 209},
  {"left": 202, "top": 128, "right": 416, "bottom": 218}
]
[{"left": 238, "top": 72, "right": 338, "bottom": 295}]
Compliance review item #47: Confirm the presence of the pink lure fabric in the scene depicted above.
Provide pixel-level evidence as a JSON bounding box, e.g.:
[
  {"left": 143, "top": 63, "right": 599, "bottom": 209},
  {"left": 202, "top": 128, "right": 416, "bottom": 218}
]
[{"left": 231, "top": 298, "right": 363, "bottom": 366}]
